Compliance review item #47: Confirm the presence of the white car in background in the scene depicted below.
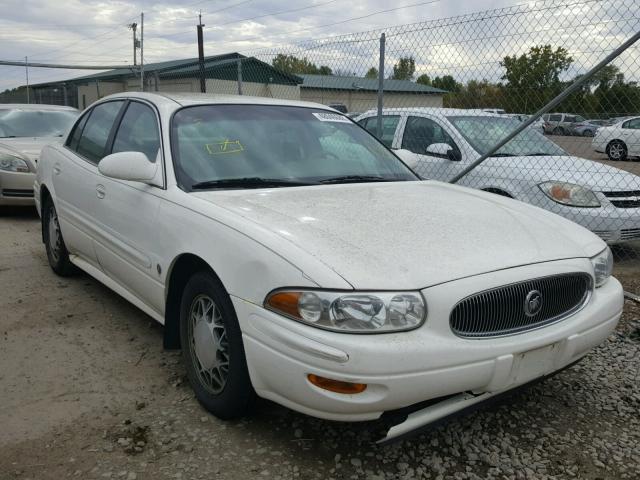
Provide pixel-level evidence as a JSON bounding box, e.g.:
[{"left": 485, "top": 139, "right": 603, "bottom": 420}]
[
  {"left": 357, "top": 108, "right": 640, "bottom": 244},
  {"left": 0, "top": 104, "right": 78, "bottom": 206},
  {"left": 592, "top": 116, "right": 640, "bottom": 161},
  {"left": 36, "top": 93, "right": 622, "bottom": 442}
]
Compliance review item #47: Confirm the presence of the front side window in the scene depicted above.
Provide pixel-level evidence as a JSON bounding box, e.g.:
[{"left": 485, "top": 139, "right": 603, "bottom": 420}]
[
  {"left": 77, "top": 101, "right": 124, "bottom": 163},
  {"left": 361, "top": 115, "right": 400, "bottom": 148},
  {"left": 401, "top": 116, "right": 457, "bottom": 155},
  {"left": 171, "top": 105, "right": 416, "bottom": 190},
  {"left": 0, "top": 109, "right": 78, "bottom": 138},
  {"left": 447, "top": 116, "right": 566, "bottom": 157},
  {"left": 623, "top": 118, "right": 640, "bottom": 129},
  {"left": 112, "top": 102, "right": 160, "bottom": 162}
]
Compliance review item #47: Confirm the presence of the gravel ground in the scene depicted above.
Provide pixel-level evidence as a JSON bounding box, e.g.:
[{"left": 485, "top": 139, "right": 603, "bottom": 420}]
[{"left": 1, "top": 208, "right": 640, "bottom": 480}]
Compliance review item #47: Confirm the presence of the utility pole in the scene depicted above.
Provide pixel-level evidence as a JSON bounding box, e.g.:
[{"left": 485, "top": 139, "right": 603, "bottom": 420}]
[
  {"left": 197, "top": 11, "right": 206, "bottom": 93},
  {"left": 140, "top": 12, "right": 144, "bottom": 92},
  {"left": 129, "top": 22, "right": 138, "bottom": 66},
  {"left": 25, "top": 56, "right": 30, "bottom": 104}
]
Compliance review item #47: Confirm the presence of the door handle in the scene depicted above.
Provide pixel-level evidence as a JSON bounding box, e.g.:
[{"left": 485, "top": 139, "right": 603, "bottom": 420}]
[
  {"left": 96, "top": 184, "right": 106, "bottom": 199},
  {"left": 53, "top": 164, "right": 61, "bottom": 175}
]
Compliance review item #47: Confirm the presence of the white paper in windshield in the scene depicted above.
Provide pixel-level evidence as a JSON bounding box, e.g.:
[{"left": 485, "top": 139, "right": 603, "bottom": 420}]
[{"left": 312, "top": 112, "right": 351, "bottom": 123}]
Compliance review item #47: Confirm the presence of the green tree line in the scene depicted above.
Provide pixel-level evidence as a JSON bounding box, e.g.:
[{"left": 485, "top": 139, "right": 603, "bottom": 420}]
[{"left": 270, "top": 46, "right": 640, "bottom": 118}]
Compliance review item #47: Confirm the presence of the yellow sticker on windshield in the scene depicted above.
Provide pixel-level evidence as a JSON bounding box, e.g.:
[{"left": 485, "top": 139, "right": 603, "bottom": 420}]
[{"left": 205, "top": 140, "right": 244, "bottom": 155}]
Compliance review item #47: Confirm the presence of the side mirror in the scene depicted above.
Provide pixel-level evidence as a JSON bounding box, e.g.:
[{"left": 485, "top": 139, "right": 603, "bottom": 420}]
[
  {"left": 98, "top": 151, "right": 157, "bottom": 183},
  {"left": 426, "top": 143, "right": 461, "bottom": 161}
]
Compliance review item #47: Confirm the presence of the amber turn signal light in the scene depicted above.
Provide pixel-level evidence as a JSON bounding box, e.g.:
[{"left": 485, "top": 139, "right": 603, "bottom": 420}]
[{"left": 307, "top": 374, "right": 367, "bottom": 394}]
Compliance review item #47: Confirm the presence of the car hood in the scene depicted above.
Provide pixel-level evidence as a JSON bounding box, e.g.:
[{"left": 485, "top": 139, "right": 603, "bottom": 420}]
[
  {"left": 475, "top": 155, "right": 640, "bottom": 192},
  {"left": 0, "top": 137, "right": 62, "bottom": 165},
  {"left": 192, "top": 181, "right": 604, "bottom": 290}
]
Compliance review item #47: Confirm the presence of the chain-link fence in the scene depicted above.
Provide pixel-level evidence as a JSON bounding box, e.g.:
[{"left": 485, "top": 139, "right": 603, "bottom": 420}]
[{"left": 2, "top": 0, "right": 640, "bottom": 288}]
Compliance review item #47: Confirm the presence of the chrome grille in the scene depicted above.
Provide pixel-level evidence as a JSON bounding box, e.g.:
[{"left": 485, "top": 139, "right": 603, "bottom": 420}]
[
  {"left": 602, "top": 190, "right": 640, "bottom": 209},
  {"left": 450, "top": 273, "right": 592, "bottom": 338}
]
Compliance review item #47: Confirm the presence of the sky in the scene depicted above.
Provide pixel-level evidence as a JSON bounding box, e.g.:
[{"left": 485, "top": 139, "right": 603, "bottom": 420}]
[{"left": 0, "top": 0, "right": 638, "bottom": 92}]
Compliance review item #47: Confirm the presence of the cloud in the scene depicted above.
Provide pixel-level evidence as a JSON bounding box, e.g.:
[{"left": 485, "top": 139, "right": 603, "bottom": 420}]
[{"left": 1, "top": 0, "right": 638, "bottom": 93}]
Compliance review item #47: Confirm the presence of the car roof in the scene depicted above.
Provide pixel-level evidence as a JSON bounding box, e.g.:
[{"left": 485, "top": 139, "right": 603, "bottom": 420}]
[
  {"left": 359, "top": 107, "right": 502, "bottom": 117},
  {"left": 97, "top": 91, "right": 338, "bottom": 111},
  {"left": 0, "top": 103, "right": 78, "bottom": 111}
]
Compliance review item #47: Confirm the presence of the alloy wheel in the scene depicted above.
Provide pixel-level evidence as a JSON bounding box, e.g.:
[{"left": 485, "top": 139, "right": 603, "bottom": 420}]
[{"left": 48, "top": 207, "right": 62, "bottom": 263}]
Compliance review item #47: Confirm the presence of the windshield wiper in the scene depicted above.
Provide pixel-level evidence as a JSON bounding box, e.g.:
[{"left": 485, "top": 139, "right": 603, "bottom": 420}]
[
  {"left": 491, "top": 153, "right": 518, "bottom": 157},
  {"left": 318, "top": 175, "right": 397, "bottom": 184},
  {"left": 191, "top": 177, "right": 316, "bottom": 190}
]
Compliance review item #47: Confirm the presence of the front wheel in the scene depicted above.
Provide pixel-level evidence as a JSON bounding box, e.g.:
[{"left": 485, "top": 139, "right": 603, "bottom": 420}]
[
  {"left": 43, "top": 199, "right": 76, "bottom": 276},
  {"left": 606, "top": 140, "right": 627, "bottom": 161},
  {"left": 180, "top": 271, "right": 255, "bottom": 419}
]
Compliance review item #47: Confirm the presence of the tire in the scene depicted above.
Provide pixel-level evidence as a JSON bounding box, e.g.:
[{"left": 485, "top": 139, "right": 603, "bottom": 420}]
[
  {"left": 179, "top": 271, "right": 255, "bottom": 419},
  {"left": 606, "top": 140, "right": 627, "bottom": 161},
  {"left": 582, "top": 129, "right": 595, "bottom": 137},
  {"left": 42, "top": 198, "right": 76, "bottom": 276},
  {"left": 552, "top": 127, "right": 565, "bottom": 136}
]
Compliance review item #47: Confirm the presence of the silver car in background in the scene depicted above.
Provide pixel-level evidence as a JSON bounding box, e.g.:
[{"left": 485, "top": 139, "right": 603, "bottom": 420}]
[{"left": 0, "top": 104, "right": 78, "bottom": 206}]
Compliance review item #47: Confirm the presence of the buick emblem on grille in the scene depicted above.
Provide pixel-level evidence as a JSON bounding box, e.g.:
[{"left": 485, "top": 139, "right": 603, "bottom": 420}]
[{"left": 524, "top": 290, "right": 543, "bottom": 317}]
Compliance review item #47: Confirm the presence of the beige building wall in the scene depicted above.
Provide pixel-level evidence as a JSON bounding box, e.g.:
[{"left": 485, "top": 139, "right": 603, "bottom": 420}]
[
  {"left": 300, "top": 89, "right": 443, "bottom": 113},
  {"left": 77, "top": 81, "right": 126, "bottom": 109}
]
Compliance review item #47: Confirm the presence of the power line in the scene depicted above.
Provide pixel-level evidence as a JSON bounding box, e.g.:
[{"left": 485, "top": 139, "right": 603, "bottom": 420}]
[{"left": 154, "top": 0, "right": 341, "bottom": 39}]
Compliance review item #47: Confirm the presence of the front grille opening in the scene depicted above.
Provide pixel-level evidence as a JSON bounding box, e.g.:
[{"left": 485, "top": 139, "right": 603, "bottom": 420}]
[{"left": 450, "top": 273, "right": 592, "bottom": 338}]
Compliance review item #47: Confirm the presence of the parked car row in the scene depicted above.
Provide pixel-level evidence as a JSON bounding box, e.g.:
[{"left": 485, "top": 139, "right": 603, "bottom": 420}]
[{"left": 0, "top": 94, "right": 627, "bottom": 443}]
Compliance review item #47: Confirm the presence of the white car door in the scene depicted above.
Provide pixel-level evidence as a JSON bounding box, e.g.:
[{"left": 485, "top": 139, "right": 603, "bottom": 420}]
[
  {"left": 53, "top": 100, "right": 126, "bottom": 269},
  {"left": 394, "top": 115, "right": 466, "bottom": 181},
  {"left": 620, "top": 118, "right": 640, "bottom": 156},
  {"left": 91, "top": 100, "right": 165, "bottom": 315}
]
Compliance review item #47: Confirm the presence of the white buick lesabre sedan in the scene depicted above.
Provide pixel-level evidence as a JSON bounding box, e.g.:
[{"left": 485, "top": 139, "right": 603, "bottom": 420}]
[{"left": 35, "top": 93, "right": 623, "bottom": 442}]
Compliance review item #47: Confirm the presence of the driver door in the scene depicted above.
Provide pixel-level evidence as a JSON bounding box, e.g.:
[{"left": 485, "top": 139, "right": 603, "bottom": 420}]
[{"left": 395, "top": 116, "right": 464, "bottom": 181}]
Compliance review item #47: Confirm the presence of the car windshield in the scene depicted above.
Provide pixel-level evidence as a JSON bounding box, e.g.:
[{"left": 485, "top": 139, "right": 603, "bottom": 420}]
[
  {"left": 171, "top": 105, "right": 417, "bottom": 190},
  {"left": 0, "top": 109, "right": 78, "bottom": 138},
  {"left": 447, "top": 116, "right": 566, "bottom": 157}
]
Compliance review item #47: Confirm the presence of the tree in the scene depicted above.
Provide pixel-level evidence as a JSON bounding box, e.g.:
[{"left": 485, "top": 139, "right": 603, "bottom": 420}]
[
  {"left": 501, "top": 45, "right": 572, "bottom": 89},
  {"left": 271, "top": 54, "right": 332, "bottom": 75},
  {"left": 391, "top": 56, "right": 415, "bottom": 80},
  {"left": 365, "top": 67, "right": 379, "bottom": 79},
  {"left": 432, "top": 75, "right": 460, "bottom": 92},
  {"left": 415, "top": 74, "right": 431, "bottom": 86}
]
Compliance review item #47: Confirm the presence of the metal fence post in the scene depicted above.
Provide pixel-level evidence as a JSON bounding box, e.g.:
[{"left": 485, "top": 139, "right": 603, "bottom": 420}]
[
  {"left": 376, "top": 33, "right": 385, "bottom": 139},
  {"left": 237, "top": 58, "right": 243, "bottom": 95}
]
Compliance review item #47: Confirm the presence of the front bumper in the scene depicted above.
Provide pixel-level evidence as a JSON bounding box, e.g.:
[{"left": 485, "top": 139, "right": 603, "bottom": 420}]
[
  {"left": 234, "top": 258, "right": 623, "bottom": 422},
  {"left": 0, "top": 170, "right": 35, "bottom": 206}
]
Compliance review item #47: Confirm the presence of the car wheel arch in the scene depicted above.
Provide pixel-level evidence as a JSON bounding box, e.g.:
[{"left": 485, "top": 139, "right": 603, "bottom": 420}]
[
  {"left": 482, "top": 187, "right": 514, "bottom": 198},
  {"left": 163, "top": 253, "right": 228, "bottom": 350}
]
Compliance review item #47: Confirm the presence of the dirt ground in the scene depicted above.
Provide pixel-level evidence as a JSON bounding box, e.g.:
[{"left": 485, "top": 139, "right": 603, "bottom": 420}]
[{"left": 1, "top": 207, "right": 639, "bottom": 480}]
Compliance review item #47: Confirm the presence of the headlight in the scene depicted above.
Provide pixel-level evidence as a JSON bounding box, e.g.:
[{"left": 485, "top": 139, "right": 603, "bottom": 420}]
[
  {"left": 538, "top": 182, "right": 600, "bottom": 207},
  {"left": 591, "top": 247, "right": 613, "bottom": 287},
  {"left": 0, "top": 153, "right": 29, "bottom": 172},
  {"left": 265, "top": 289, "right": 427, "bottom": 333}
]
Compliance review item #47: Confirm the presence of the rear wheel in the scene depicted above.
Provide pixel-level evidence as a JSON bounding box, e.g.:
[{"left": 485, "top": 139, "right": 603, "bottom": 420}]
[
  {"left": 179, "top": 271, "right": 255, "bottom": 419},
  {"left": 582, "top": 129, "right": 595, "bottom": 137},
  {"left": 606, "top": 140, "right": 627, "bottom": 161},
  {"left": 552, "top": 127, "right": 565, "bottom": 136},
  {"left": 43, "top": 198, "right": 76, "bottom": 276}
]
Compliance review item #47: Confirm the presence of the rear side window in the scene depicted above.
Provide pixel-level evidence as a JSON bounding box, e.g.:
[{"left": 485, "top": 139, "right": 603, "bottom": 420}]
[
  {"left": 76, "top": 101, "right": 124, "bottom": 163},
  {"left": 66, "top": 112, "right": 90, "bottom": 151},
  {"left": 112, "top": 102, "right": 160, "bottom": 162},
  {"left": 361, "top": 115, "right": 400, "bottom": 148},
  {"left": 549, "top": 114, "right": 562, "bottom": 122}
]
